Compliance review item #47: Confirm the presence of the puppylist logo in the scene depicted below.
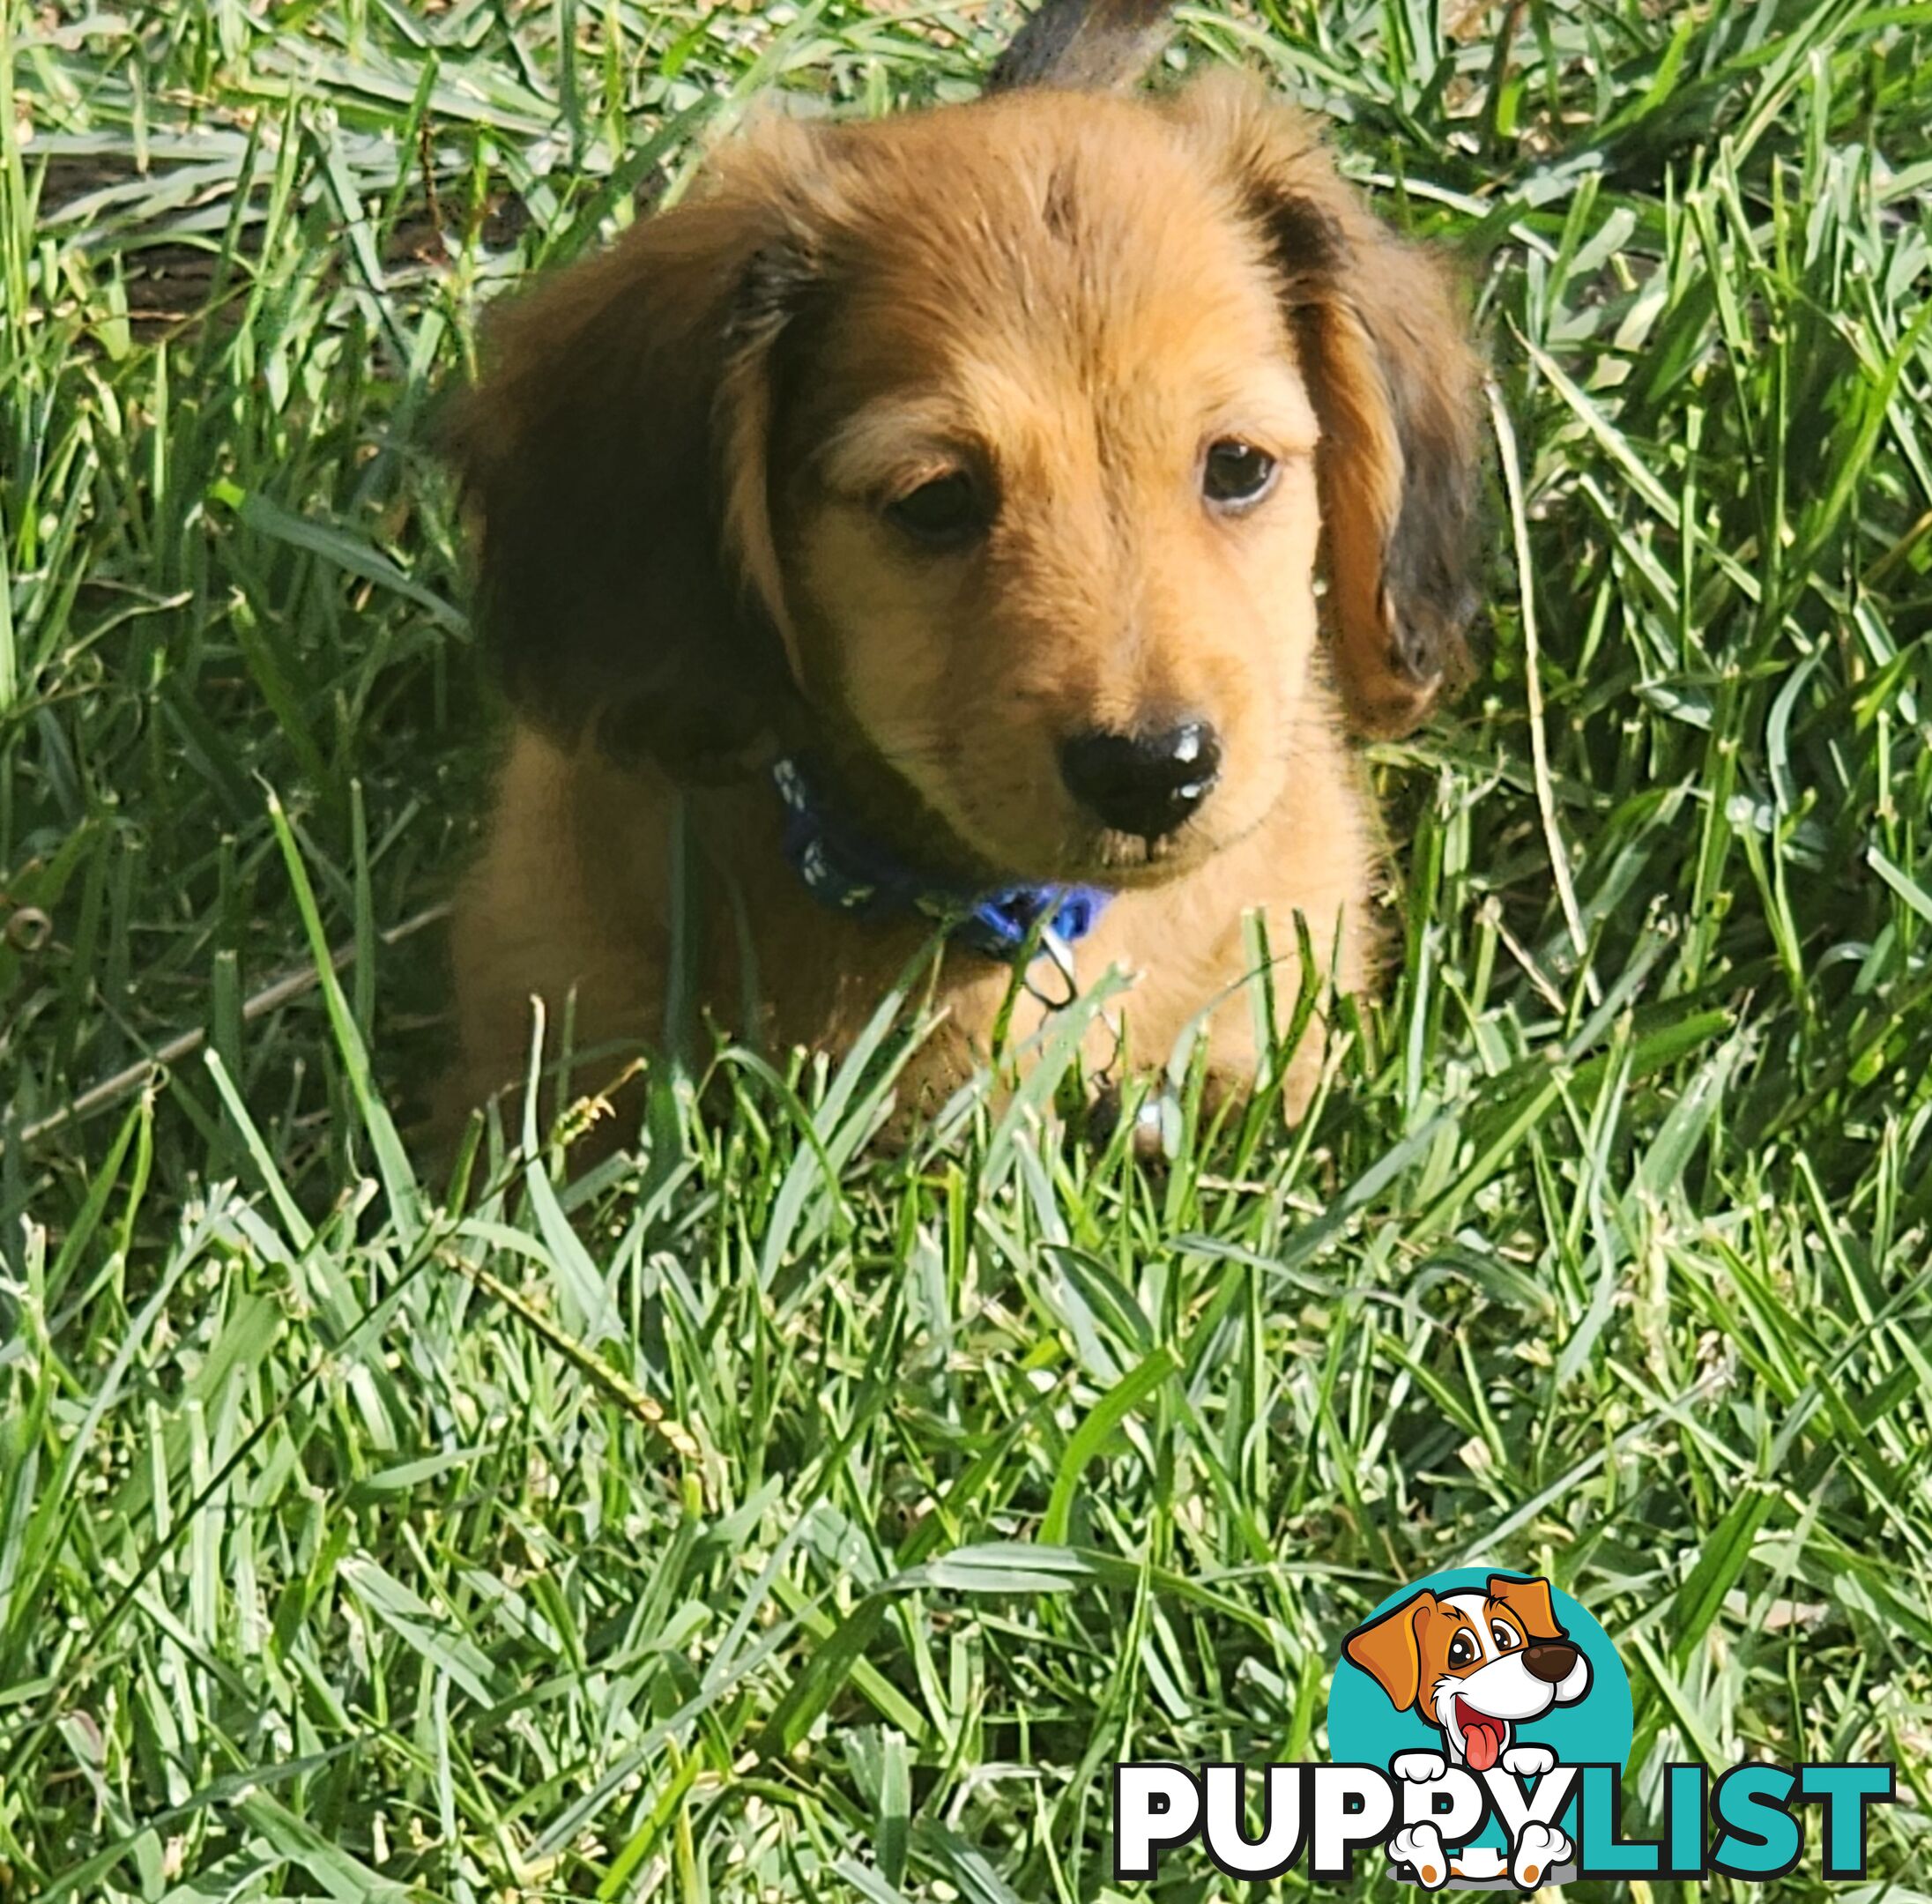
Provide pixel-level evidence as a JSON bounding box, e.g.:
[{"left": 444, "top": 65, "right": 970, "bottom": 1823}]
[{"left": 1114, "top": 1568, "right": 1895, "bottom": 1887}]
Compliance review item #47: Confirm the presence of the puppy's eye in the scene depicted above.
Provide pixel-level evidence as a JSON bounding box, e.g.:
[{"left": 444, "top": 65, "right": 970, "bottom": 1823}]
[
  {"left": 1202, "top": 439, "right": 1278, "bottom": 509},
  {"left": 885, "top": 471, "right": 985, "bottom": 547},
  {"left": 1447, "top": 1633, "right": 1476, "bottom": 1667},
  {"left": 1491, "top": 1622, "right": 1519, "bottom": 1652}
]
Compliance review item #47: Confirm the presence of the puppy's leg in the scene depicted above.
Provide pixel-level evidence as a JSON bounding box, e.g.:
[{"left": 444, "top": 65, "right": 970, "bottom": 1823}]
[
  {"left": 443, "top": 726, "right": 666, "bottom": 1152},
  {"left": 1511, "top": 1822, "right": 1572, "bottom": 1891},
  {"left": 1389, "top": 1824, "right": 1450, "bottom": 1891}
]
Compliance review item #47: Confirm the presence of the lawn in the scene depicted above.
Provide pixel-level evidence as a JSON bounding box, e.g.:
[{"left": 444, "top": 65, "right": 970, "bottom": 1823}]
[{"left": 3, "top": 0, "right": 1931, "bottom": 1897}]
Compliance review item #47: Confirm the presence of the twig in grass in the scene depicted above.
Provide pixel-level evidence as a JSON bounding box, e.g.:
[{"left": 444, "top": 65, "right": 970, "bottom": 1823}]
[
  {"left": 416, "top": 113, "right": 449, "bottom": 263},
  {"left": 1488, "top": 381, "right": 1599, "bottom": 1004},
  {"left": 437, "top": 1245, "right": 709, "bottom": 1475},
  {"left": 11, "top": 902, "right": 450, "bottom": 1149},
  {"left": 1481, "top": 0, "right": 1529, "bottom": 154},
  {"left": 1482, "top": 894, "right": 1568, "bottom": 1015}
]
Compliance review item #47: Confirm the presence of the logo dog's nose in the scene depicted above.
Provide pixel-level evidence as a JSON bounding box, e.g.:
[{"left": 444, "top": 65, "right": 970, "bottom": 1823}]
[
  {"left": 1523, "top": 1641, "right": 1579, "bottom": 1684},
  {"left": 1059, "top": 720, "right": 1222, "bottom": 840}
]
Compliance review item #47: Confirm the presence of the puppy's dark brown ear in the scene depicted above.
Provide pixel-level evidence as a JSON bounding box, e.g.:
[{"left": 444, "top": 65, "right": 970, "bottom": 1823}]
[
  {"left": 441, "top": 123, "right": 826, "bottom": 778},
  {"left": 987, "top": 0, "right": 1178, "bottom": 93},
  {"left": 1175, "top": 74, "right": 1484, "bottom": 737}
]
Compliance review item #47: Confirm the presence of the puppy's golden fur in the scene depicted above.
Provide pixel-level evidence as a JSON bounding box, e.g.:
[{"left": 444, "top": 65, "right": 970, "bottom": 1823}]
[{"left": 442, "top": 21, "right": 1482, "bottom": 1135}]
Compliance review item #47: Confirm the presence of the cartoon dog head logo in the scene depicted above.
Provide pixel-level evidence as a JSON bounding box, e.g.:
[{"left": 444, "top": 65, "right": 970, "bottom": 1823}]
[
  {"left": 1329, "top": 1568, "right": 1632, "bottom": 1890},
  {"left": 1343, "top": 1573, "right": 1593, "bottom": 1774}
]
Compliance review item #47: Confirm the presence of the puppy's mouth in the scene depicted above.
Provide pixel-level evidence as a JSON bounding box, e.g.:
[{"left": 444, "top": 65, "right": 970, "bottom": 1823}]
[
  {"left": 958, "top": 811, "right": 1255, "bottom": 893},
  {"left": 1081, "top": 825, "right": 1215, "bottom": 886},
  {"left": 1453, "top": 1696, "right": 1509, "bottom": 1773},
  {"left": 930, "top": 796, "right": 1224, "bottom": 891}
]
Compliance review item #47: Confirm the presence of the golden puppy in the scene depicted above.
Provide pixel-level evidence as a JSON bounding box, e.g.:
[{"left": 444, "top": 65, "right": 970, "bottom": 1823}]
[{"left": 442, "top": 0, "right": 1482, "bottom": 1138}]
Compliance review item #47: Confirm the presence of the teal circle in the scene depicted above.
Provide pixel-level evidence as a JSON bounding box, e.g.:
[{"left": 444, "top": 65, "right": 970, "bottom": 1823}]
[{"left": 1326, "top": 1569, "right": 1632, "bottom": 1854}]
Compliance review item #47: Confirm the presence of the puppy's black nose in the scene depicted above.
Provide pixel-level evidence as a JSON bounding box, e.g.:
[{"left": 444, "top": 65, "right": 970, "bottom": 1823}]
[
  {"left": 1523, "top": 1641, "right": 1579, "bottom": 1684},
  {"left": 1059, "top": 721, "right": 1221, "bottom": 840}
]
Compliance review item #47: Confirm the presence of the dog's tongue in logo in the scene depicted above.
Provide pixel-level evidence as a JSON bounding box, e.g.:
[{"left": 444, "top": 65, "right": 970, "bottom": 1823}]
[{"left": 1456, "top": 1697, "right": 1505, "bottom": 1771}]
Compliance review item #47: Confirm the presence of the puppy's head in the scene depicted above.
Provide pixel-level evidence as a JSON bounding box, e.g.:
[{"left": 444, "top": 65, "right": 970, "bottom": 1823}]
[
  {"left": 1345, "top": 1576, "right": 1592, "bottom": 1771},
  {"left": 447, "top": 76, "right": 1482, "bottom": 885}
]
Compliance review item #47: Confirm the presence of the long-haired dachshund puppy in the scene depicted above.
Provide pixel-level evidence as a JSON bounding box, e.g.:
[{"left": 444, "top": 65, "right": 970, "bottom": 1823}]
[{"left": 442, "top": 0, "right": 1482, "bottom": 1139}]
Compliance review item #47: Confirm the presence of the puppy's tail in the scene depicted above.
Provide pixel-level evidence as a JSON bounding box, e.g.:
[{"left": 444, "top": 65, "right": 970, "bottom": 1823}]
[{"left": 985, "top": 0, "right": 1179, "bottom": 93}]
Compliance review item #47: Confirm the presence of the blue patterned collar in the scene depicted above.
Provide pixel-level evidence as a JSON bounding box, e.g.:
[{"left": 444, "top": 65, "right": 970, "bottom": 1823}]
[{"left": 770, "top": 755, "right": 1111, "bottom": 970}]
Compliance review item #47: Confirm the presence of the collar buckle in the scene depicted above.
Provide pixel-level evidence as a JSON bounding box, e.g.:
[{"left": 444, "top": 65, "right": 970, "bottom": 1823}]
[{"left": 1022, "top": 924, "right": 1080, "bottom": 1011}]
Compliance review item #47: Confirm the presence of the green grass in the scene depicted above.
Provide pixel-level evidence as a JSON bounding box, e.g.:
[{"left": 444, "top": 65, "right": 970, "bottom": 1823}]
[{"left": 4, "top": 0, "right": 1931, "bottom": 1896}]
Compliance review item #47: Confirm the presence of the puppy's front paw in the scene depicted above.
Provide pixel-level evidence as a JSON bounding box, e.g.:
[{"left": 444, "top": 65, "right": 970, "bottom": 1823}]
[
  {"left": 1389, "top": 1824, "right": 1449, "bottom": 1889},
  {"left": 1391, "top": 1750, "right": 1450, "bottom": 1783},
  {"left": 1511, "top": 1821, "right": 1572, "bottom": 1890},
  {"left": 1500, "top": 1744, "right": 1556, "bottom": 1780}
]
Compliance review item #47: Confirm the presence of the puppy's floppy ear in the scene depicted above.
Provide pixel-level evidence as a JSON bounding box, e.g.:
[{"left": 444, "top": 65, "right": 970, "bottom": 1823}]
[
  {"left": 1343, "top": 1590, "right": 1435, "bottom": 1711},
  {"left": 441, "top": 123, "right": 828, "bottom": 779},
  {"left": 987, "top": 0, "right": 1178, "bottom": 93},
  {"left": 1487, "top": 1573, "right": 1564, "bottom": 1640},
  {"left": 1174, "top": 73, "right": 1484, "bottom": 737}
]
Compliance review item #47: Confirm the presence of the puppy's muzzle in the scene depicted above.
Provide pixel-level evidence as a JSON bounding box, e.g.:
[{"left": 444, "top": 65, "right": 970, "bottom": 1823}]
[
  {"left": 1523, "top": 1641, "right": 1580, "bottom": 1684},
  {"left": 1059, "top": 718, "right": 1221, "bottom": 840}
]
